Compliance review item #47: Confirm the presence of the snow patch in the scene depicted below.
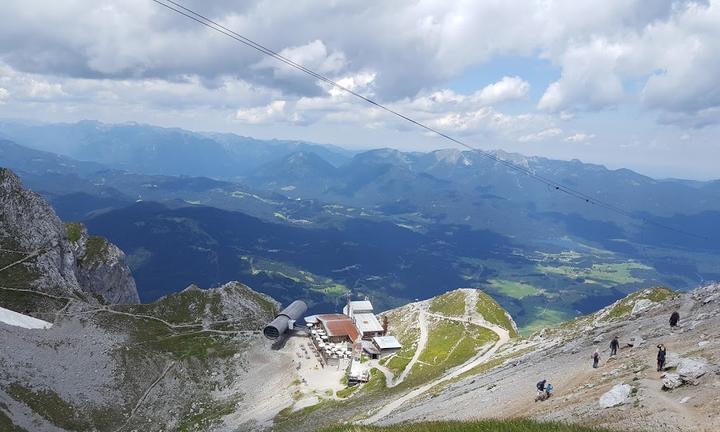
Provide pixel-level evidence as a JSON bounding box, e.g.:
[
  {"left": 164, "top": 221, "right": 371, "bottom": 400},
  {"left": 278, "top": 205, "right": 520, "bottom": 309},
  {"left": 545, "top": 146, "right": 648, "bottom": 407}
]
[{"left": 0, "top": 306, "right": 52, "bottom": 329}]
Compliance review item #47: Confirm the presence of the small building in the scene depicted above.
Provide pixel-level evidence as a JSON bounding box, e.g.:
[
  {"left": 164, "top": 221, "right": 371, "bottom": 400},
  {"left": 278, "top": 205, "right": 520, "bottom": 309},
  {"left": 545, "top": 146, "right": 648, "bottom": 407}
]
[
  {"left": 361, "top": 336, "right": 402, "bottom": 359},
  {"left": 343, "top": 298, "right": 386, "bottom": 340},
  {"left": 343, "top": 300, "right": 373, "bottom": 317},
  {"left": 348, "top": 358, "right": 370, "bottom": 384},
  {"left": 372, "top": 335, "right": 402, "bottom": 353},
  {"left": 354, "top": 312, "right": 385, "bottom": 340},
  {"left": 316, "top": 314, "right": 361, "bottom": 343}
]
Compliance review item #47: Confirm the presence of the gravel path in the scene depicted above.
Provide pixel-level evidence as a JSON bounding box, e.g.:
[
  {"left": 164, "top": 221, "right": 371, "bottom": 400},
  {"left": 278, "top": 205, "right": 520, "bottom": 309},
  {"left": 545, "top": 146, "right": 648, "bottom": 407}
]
[{"left": 361, "top": 290, "right": 511, "bottom": 424}]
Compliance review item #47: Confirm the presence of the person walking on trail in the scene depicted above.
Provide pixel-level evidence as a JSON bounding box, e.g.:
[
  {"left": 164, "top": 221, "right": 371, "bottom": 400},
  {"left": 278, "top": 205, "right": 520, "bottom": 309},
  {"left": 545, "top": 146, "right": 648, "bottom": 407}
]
[
  {"left": 657, "top": 344, "right": 667, "bottom": 371},
  {"left": 670, "top": 311, "right": 680, "bottom": 327},
  {"left": 592, "top": 349, "right": 600, "bottom": 368},
  {"left": 610, "top": 336, "right": 620, "bottom": 356},
  {"left": 535, "top": 380, "right": 552, "bottom": 401},
  {"left": 536, "top": 379, "right": 546, "bottom": 393}
]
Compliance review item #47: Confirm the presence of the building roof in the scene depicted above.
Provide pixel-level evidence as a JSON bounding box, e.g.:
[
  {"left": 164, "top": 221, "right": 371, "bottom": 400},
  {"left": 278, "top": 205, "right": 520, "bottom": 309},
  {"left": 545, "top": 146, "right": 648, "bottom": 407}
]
[
  {"left": 348, "top": 300, "right": 373, "bottom": 313},
  {"left": 317, "top": 314, "right": 360, "bottom": 341},
  {"left": 372, "top": 335, "right": 402, "bottom": 350},
  {"left": 353, "top": 312, "right": 384, "bottom": 334},
  {"left": 361, "top": 340, "right": 381, "bottom": 355}
]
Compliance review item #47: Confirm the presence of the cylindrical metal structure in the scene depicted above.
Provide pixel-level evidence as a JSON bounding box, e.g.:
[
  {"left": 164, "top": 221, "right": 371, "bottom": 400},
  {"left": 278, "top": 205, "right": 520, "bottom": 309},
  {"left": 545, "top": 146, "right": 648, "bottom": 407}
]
[{"left": 263, "top": 300, "right": 307, "bottom": 339}]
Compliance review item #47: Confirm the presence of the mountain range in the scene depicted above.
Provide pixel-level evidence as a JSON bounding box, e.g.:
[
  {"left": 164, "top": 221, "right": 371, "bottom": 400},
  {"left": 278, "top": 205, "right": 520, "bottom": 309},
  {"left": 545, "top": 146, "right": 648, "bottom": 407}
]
[{"left": 1, "top": 120, "right": 719, "bottom": 331}]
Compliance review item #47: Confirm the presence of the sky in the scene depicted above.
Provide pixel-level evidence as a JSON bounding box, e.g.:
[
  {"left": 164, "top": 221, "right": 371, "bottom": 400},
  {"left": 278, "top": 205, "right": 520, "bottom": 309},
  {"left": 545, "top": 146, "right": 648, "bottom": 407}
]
[{"left": 0, "top": 1, "right": 719, "bottom": 179}]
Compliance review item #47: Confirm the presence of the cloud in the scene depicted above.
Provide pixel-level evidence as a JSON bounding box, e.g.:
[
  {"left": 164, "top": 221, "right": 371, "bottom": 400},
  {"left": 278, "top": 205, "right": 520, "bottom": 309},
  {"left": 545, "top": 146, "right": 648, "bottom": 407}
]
[
  {"left": 565, "top": 132, "right": 595, "bottom": 143},
  {"left": 538, "top": 38, "right": 626, "bottom": 111},
  {"left": 28, "top": 80, "right": 66, "bottom": 98},
  {"left": 518, "top": 128, "right": 563, "bottom": 142},
  {"left": 235, "top": 100, "right": 302, "bottom": 124},
  {"left": 0, "top": 87, "right": 8, "bottom": 103},
  {"left": 0, "top": 0, "right": 719, "bottom": 131},
  {"left": 477, "top": 76, "right": 529, "bottom": 105}
]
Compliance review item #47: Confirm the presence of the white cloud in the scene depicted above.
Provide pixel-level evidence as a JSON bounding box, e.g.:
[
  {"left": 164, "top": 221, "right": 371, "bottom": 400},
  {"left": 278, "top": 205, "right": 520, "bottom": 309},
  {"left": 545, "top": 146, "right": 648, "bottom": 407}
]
[
  {"left": 0, "top": 87, "right": 8, "bottom": 103},
  {"left": 235, "top": 100, "right": 301, "bottom": 124},
  {"left": 255, "top": 40, "right": 347, "bottom": 79},
  {"left": 518, "top": 128, "right": 563, "bottom": 142},
  {"left": 28, "top": 79, "right": 66, "bottom": 98},
  {"left": 477, "top": 76, "right": 529, "bottom": 105},
  {"left": 538, "top": 38, "right": 626, "bottom": 111},
  {"left": 565, "top": 132, "right": 596, "bottom": 143},
  {"left": 0, "top": 0, "right": 719, "bottom": 144}
]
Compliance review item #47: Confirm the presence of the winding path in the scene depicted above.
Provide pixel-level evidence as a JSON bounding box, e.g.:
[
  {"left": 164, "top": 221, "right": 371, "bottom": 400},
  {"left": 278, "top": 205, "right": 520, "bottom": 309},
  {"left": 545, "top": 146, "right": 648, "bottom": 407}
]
[
  {"left": 361, "top": 289, "right": 511, "bottom": 424},
  {"left": 389, "top": 306, "right": 429, "bottom": 388}
]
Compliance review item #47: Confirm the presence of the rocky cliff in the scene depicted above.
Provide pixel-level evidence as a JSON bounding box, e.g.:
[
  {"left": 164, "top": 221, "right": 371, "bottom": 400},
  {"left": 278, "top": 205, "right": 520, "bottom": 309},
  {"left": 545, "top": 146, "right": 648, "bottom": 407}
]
[
  {"left": 0, "top": 167, "right": 138, "bottom": 305},
  {"left": 66, "top": 223, "right": 139, "bottom": 304}
]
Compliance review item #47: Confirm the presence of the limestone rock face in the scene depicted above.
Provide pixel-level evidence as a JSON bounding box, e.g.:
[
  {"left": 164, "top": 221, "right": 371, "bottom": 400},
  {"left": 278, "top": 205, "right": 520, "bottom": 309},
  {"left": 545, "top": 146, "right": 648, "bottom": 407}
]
[
  {"left": 599, "top": 383, "right": 632, "bottom": 408},
  {"left": 1, "top": 168, "right": 81, "bottom": 295},
  {"left": 69, "top": 225, "right": 140, "bottom": 304},
  {"left": 631, "top": 298, "right": 653, "bottom": 314},
  {"left": 0, "top": 168, "right": 139, "bottom": 304}
]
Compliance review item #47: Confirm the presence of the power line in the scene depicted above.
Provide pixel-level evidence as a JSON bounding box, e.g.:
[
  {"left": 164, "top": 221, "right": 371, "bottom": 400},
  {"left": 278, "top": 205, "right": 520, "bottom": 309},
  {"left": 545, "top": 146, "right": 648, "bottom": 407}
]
[{"left": 150, "top": 0, "right": 709, "bottom": 242}]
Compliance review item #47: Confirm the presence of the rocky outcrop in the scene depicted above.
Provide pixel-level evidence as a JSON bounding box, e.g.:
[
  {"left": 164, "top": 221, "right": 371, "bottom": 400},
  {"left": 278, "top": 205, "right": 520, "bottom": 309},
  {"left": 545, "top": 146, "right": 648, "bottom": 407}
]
[
  {"left": 0, "top": 168, "right": 139, "bottom": 304},
  {"left": 676, "top": 358, "right": 709, "bottom": 385},
  {"left": 68, "top": 224, "right": 139, "bottom": 304},
  {"left": 599, "top": 383, "right": 632, "bottom": 408},
  {"left": 1, "top": 168, "right": 81, "bottom": 295},
  {"left": 662, "top": 373, "right": 683, "bottom": 390}
]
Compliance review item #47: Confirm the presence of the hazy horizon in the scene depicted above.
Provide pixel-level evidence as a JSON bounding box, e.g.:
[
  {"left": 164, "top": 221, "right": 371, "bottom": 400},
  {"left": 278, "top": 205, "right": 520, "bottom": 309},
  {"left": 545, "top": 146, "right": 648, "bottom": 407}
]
[{"left": 2, "top": 116, "right": 716, "bottom": 182}]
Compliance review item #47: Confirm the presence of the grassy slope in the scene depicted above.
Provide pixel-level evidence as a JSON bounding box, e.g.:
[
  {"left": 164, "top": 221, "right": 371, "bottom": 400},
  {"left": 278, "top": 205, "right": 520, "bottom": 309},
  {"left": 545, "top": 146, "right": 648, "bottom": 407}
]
[
  {"left": 402, "top": 318, "right": 498, "bottom": 389},
  {"left": 381, "top": 307, "right": 421, "bottom": 375},
  {"left": 475, "top": 291, "right": 518, "bottom": 338},
  {"left": 429, "top": 291, "right": 466, "bottom": 316},
  {"left": 604, "top": 287, "right": 676, "bottom": 320}
]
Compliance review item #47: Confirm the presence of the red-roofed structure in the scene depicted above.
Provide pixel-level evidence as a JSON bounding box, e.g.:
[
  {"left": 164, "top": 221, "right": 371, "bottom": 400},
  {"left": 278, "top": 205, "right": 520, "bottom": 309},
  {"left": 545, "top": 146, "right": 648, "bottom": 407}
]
[{"left": 317, "top": 314, "right": 361, "bottom": 342}]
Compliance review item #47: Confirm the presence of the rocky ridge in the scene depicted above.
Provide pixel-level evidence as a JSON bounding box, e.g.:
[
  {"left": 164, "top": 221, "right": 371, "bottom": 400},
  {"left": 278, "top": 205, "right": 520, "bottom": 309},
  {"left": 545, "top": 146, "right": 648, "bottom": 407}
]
[{"left": 0, "top": 167, "right": 138, "bottom": 305}]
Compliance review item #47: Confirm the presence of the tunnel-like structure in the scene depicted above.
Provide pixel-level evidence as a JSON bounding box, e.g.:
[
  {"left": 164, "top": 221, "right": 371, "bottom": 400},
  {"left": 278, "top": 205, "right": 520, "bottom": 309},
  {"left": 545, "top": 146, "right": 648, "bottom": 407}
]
[{"left": 263, "top": 300, "right": 308, "bottom": 339}]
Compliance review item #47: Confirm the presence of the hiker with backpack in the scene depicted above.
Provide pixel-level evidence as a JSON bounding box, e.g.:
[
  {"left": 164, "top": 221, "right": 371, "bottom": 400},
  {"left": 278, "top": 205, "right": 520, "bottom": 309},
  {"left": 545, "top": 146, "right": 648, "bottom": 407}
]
[
  {"left": 610, "top": 336, "right": 620, "bottom": 356},
  {"left": 535, "top": 379, "right": 553, "bottom": 401},
  {"left": 670, "top": 311, "right": 680, "bottom": 327},
  {"left": 657, "top": 344, "right": 667, "bottom": 371},
  {"left": 592, "top": 349, "right": 600, "bottom": 368}
]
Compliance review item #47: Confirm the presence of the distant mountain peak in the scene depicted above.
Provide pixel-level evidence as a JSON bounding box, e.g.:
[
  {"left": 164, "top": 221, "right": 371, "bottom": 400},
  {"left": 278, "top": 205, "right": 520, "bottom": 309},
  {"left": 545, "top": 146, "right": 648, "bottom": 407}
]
[{"left": 432, "top": 149, "right": 473, "bottom": 166}]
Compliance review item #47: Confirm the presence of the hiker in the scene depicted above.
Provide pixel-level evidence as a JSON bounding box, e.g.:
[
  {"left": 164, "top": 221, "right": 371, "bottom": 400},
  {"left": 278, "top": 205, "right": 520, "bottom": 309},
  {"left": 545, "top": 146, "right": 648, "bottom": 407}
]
[
  {"left": 545, "top": 382, "right": 554, "bottom": 398},
  {"left": 535, "top": 380, "right": 551, "bottom": 401},
  {"left": 670, "top": 311, "right": 680, "bottom": 327},
  {"left": 536, "top": 379, "right": 546, "bottom": 393},
  {"left": 610, "top": 336, "right": 620, "bottom": 356},
  {"left": 657, "top": 344, "right": 667, "bottom": 371},
  {"left": 592, "top": 349, "right": 600, "bottom": 368}
]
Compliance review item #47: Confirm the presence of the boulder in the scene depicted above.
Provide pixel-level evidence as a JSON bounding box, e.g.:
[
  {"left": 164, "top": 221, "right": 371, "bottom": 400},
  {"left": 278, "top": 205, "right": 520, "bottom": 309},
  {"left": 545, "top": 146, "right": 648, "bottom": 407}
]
[
  {"left": 662, "top": 373, "right": 683, "bottom": 390},
  {"left": 677, "top": 358, "right": 708, "bottom": 384},
  {"left": 631, "top": 299, "right": 653, "bottom": 314},
  {"left": 665, "top": 352, "right": 681, "bottom": 369},
  {"left": 599, "top": 383, "right": 632, "bottom": 408}
]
